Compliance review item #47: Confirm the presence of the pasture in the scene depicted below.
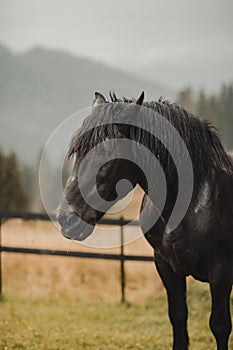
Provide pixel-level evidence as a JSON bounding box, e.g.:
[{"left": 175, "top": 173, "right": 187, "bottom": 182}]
[{"left": 0, "top": 219, "right": 232, "bottom": 349}]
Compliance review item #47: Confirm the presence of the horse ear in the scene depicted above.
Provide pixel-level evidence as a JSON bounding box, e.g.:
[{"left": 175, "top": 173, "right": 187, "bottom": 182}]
[
  {"left": 136, "top": 91, "right": 145, "bottom": 105},
  {"left": 93, "top": 92, "right": 107, "bottom": 107}
]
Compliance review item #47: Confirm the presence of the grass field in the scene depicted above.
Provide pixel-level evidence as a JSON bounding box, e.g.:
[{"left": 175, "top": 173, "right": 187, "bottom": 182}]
[
  {"left": 1, "top": 217, "right": 162, "bottom": 303},
  {"left": 1, "top": 284, "right": 232, "bottom": 350},
  {"left": 1, "top": 217, "right": 232, "bottom": 349}
]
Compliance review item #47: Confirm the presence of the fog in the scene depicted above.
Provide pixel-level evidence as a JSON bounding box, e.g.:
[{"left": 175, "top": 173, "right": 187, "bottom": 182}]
[{"left": 1, "top": 0, "right": 233, "bottom": 90}]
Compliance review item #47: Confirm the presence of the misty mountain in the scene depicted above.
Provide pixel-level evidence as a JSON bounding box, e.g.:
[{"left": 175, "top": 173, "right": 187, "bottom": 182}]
[
  {"left": 0, "top": 44, "right": 174, "bottom": 164},
  {"left": 132, "top": 59, "right": 233, "bottom": 92}
]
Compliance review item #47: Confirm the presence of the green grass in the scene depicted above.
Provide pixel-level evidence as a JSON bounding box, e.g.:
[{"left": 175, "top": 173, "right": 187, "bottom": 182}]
[{"left": 0, "top": 285, "right": 232, "bottom": 350}]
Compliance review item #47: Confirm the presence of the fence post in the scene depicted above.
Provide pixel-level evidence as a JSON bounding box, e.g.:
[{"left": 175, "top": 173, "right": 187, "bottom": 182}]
[
  {"left": 120, "top": 216, "right": 125, "bottom": 303},
  {"left": 0, "top": 218, "right": 2, "bottom": 296}
]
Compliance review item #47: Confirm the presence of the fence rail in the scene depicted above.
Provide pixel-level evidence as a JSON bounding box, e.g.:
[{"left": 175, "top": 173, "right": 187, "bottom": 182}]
[{"left": 0, "top": 212, "right": 154, "bottom": 302}]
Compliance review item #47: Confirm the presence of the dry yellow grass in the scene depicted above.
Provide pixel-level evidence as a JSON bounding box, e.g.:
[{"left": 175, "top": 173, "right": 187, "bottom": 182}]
[
  {"left": 1, "top": 216, "right": 164, "bottom": 304},
  {"left": 1, "top": 186, "right": 166, "bottom": 303},
  {"left": 2, "top": 216, "right": 232, "bottom": 350},
  {"left": 104, "top": 185, "right": 144, "bottom": 220}
]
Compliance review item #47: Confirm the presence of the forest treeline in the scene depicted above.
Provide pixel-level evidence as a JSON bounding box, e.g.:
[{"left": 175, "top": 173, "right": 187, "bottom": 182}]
[
  {"left": 177, "top": 83, "right": 233, "bottom": 149},
  {"left": 0, "top": 149, "right": 29, "bottom": 212},
  {"left": 0, "top": 83, "right": 232, "bottom": 213}
]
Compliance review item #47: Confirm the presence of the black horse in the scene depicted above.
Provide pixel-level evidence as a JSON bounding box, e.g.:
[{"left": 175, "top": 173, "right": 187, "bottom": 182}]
[{"left": 57, "top": 92, "right": 233, "bottom": 350}]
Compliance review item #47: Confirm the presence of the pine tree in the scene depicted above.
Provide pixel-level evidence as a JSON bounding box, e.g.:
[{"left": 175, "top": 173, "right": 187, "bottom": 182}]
[
  {"left": 217, "top": 84, "right": 233, "bottom": 149},
  {"left": 177, "top": 83, "right": 233, "bottom": 151},
  {"left": 0, "top": 150, "right": 29, "bottom": 212},
  {"left": 177, "top": 87, "right": 194, "bottom": 112}
]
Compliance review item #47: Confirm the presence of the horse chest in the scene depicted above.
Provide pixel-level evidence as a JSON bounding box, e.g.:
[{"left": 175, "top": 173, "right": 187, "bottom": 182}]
[{"left": 152, "top": 229, "right": 209, "bottom": 280}]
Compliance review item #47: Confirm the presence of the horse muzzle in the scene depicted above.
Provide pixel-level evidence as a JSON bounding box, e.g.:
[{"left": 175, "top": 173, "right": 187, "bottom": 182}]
[{"left": 57, "top": 211, "right": 95, "bottom": 241}]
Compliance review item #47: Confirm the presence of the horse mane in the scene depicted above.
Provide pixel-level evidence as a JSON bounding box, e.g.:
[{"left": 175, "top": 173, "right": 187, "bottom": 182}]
[{"left": 67, "top": 93, "right": 233, "bottom": 177}]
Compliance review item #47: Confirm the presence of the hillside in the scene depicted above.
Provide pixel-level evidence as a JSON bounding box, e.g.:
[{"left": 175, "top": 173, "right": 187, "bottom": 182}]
[{"left": 0, "top": 44, "right": 174, "bottom": 163}]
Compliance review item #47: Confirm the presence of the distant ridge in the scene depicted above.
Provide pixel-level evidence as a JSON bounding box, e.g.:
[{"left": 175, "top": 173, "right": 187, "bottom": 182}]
[{"left": 0, "top": 44, "right": 175, "bottom": 163}]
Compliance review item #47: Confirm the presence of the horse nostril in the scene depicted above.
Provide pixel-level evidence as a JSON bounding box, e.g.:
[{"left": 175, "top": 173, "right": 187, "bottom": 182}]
[{"left": 89, "top": 216, "right": 96, "bottom": 225}]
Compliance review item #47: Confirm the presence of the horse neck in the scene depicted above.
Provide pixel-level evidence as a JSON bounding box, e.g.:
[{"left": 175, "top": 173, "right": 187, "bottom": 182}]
[
  {"left": 138, "top": 159, "right": 179, "bottom": 224},
  {"left": 139, "top": 149, "right": 218, "bottom": 227}
]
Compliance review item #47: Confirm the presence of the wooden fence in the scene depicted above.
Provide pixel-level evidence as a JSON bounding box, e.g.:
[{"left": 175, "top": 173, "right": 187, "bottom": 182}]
[{"left": 0, "top": 212, "right": 154, "bottom": 302}]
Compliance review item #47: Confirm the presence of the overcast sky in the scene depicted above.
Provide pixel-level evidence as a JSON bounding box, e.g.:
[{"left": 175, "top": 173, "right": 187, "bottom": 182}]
[{"left": 0, "top": 0, "right": 233, "bottom": 91}]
